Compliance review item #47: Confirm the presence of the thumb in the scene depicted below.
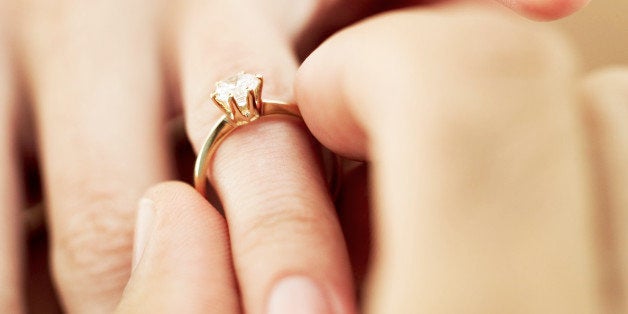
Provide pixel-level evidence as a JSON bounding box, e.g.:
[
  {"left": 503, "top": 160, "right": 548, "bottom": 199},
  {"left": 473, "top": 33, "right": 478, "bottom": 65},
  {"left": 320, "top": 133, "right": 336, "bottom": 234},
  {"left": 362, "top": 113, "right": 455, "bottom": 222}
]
[{"left": 115, "top": 182, "right": 239, "bottom": 314}]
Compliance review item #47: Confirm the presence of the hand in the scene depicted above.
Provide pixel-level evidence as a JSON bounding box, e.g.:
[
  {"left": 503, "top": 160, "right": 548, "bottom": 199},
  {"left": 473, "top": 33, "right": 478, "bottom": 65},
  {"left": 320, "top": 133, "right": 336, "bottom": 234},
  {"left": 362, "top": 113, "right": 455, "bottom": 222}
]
[
  {"left": 295, "top": 1, "right": 628, "bottom": 312},
  {"left": 114, "top": 4, "right": 628, "bottom": 313},
  {"left": 155, "top": 1, "right": 592, "bottom": 313},
  {"left": 1, "top": 0, "right": 593, "bottom": 312},
  {"left": 119, "top": 1, "right": 628, "bottom": 313}
]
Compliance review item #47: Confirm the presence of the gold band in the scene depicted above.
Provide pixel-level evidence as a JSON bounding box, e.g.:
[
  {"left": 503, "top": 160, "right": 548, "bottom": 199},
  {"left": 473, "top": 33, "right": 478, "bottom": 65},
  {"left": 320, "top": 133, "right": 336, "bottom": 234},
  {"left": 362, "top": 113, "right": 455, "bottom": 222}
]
[
  {"left": 193, "top": 101, "right": 301, "bottom": 195},
  {"left": 193, "top": 72, "right": 340, "bottom": 199}
]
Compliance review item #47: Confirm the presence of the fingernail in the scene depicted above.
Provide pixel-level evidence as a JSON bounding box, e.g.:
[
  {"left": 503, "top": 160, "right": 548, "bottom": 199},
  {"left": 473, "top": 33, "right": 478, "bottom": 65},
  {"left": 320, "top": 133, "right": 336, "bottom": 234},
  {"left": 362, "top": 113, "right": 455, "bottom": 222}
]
[
  {"left": 132, "top": 198, "right": 156, "bottom": 271},
  {"left": 267, "top": 276, "right": 331, "bottom": 314}
]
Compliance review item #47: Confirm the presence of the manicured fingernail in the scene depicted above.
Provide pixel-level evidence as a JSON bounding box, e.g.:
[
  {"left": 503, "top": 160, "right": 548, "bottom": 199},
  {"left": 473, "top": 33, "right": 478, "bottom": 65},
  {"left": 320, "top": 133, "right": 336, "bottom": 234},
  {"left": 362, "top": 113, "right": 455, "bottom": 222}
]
[
  {"left": 267, "top": 276, "right": 331, "bottom": 314},
  {"left": 132, "top": 198, "right": 155, "bottom": 271}
]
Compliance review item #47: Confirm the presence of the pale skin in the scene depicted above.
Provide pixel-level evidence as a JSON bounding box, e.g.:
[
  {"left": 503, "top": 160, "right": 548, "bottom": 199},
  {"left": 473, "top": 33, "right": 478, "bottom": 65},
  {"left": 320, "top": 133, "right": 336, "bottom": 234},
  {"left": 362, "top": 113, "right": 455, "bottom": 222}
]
[{"left": 2, "top": 0, "right": 627, "bottom": 313}]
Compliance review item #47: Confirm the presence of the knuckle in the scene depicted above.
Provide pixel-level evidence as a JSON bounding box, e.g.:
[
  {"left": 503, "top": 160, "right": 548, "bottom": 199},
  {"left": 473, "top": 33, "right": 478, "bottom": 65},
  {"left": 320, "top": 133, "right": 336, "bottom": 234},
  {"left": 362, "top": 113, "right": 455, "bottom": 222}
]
[
  {"left": 52, "top": 182, "right": 135, "bottom": 297},
  {"left": 330, "top": 7, "right": 584, "bottom": 169},
  {"left": 584, "top": 67, "right": 628, "bottom": 95},
  {"left": 233, "top": 202, "right": 335, "bottom": 257},
  {"left": 582, "top": 66, "right": 628, "bottom": 132},
  {"left": 371, "top": 8, "right": 575, "bottom": 79},
  {"left": 348, "top": 8, "right": 578, "bottom": 131}
]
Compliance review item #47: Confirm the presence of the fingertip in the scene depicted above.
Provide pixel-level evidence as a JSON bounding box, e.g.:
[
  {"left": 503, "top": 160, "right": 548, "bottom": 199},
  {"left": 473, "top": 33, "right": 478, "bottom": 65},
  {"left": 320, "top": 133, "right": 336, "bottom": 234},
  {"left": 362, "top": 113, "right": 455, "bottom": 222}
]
[
  {"left": 508, "top": 0, "right": 590, "bottom": 20},
  {"left": 136, "top": 181, "right": 228, "bottom": 264},
  {"left": 142, "top": 181, "right": 225, "bottom": 223},
  {"left": 138, "top": 182, "right": 229, "bottom": 260},
  {"left": 296, "top": 38, "right": 368, "bottom": 160},
  {"left": 120, "top": 181, "right": 238, "bottom": 313},
  {"left": 142, "top": 181, "right": 205, "bottom": 208}
]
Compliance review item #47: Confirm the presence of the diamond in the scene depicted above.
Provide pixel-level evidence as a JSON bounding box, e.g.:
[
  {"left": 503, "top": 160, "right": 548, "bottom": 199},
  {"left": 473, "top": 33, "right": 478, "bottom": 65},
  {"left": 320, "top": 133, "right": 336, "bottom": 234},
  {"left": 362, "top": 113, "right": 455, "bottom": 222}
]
[{"left": 214, "top": 72, "right": 261, "bottom": 108}]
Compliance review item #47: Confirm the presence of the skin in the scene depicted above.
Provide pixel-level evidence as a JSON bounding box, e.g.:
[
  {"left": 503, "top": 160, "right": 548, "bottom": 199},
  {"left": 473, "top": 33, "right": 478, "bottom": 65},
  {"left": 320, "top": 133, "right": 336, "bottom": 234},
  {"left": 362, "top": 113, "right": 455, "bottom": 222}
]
[
  {"left": 297, "top": 4, "right": 602, "bottom": 312},
  {"left": 123, "top": 2, "right": 627, "bottom": 313},
  {"left": 0, "top": 2, "right": 23, "bottom": 312},
  {"left": 295, "top": 3, "right": 628, "bottom": 312},
  {"left": 19, "top": 1, "right": 171, "bottom": 312},
  {"left": 1, "top": 0, "right": 620, "bottom": 313}
]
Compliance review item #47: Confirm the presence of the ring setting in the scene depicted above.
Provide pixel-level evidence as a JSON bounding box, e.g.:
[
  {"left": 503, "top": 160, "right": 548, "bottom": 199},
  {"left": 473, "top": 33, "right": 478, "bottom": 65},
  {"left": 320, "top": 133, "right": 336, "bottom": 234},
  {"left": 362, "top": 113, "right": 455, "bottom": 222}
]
[
  {"left": 212, "top": 72, "right": 263, "bottom": 125},
  {"left": 193, "top": 72, "right": 302, "bottom": 195}
]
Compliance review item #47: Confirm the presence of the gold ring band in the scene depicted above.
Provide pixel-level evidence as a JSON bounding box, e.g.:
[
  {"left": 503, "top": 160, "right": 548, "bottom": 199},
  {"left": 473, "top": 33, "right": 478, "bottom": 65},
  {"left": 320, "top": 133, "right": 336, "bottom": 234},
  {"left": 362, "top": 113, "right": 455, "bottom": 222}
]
[
  {"left": 193, "top": 100, "right": 301, "bottom": 195},
  {"left": 193, "top": 72, "right": 341, "bottom": 199}
]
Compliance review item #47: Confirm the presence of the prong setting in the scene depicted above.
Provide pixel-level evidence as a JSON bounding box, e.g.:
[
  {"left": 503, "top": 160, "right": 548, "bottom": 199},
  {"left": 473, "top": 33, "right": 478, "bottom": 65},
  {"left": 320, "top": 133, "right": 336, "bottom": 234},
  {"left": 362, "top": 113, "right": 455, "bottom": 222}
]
[{"left": 212, "top": 72, "right": 263, "bottom": 125}]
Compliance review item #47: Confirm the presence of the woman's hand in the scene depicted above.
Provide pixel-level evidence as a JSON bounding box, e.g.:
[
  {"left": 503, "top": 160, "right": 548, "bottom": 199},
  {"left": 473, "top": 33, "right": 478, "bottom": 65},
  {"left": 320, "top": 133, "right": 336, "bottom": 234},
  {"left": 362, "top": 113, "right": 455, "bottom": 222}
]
[
  {"left": 1, "top": 0, "right": 593, "bottom": 312},
  {"left": 147, "top": 1, "right": 594, "bottom": 313},
  {"left": 115, "top": 1, "right": 628, "bottom": 313},
  {"left": 296, "top": 1, "right": 628, "bottom": 312},
  {"left": 113, "top": 1, "right": 628, "bottom": 312}
]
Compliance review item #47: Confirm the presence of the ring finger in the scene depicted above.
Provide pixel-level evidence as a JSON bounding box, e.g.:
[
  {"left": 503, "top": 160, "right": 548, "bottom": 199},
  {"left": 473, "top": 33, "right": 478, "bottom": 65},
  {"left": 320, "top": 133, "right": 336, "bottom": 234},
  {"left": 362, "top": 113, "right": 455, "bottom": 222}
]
[{"left": 175, "top": 1, "right": 355, "bottom": 313}]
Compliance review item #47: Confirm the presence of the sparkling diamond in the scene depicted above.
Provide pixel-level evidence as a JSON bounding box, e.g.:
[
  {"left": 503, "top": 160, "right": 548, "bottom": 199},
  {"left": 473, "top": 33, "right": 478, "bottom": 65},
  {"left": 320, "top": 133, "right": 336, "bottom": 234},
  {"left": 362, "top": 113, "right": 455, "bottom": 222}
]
[{"left": 214, "top": 73, "right": 261, "bottom": 108}]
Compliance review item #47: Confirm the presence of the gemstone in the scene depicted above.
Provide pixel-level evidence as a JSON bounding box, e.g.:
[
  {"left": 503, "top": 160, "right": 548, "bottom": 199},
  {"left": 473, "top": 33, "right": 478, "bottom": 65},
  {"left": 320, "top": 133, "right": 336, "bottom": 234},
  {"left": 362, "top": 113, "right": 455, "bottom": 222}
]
[{"left": 214, "top": 72, "right": 261, "bottom": 108}]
